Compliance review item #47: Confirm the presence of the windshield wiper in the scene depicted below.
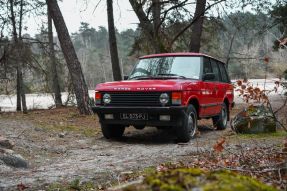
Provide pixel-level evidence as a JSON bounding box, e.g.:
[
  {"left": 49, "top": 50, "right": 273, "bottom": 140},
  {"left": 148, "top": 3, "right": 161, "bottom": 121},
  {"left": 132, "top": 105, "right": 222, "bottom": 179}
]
[
  {"left": 129, "top": 75, "right": 154, "bottom": 80},
  {"left": 157, "top": 73, "right": 187, "bottom": 79}
]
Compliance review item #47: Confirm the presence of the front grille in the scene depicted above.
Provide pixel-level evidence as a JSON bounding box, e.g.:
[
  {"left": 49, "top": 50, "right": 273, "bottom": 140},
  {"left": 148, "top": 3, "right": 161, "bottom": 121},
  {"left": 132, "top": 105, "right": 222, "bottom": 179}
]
[{"left": 104, "top": 92, "right": 169, "bottom": 106}]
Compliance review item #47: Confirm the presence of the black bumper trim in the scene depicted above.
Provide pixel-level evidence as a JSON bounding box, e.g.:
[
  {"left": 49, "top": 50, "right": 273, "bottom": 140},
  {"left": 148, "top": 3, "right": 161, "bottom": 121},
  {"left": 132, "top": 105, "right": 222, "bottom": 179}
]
[
  {"left": 92, "top": 106, "right": 187, "bottom": 127},
  {"left": 92, "top": 106, "right": 187, "bottom": 114}
]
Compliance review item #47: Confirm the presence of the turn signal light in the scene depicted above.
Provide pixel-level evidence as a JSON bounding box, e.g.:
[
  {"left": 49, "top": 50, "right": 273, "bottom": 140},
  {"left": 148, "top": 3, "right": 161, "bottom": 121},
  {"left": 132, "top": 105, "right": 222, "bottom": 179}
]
[
  {"left": 95, "top": 91, "right": 101, "bottom": 105},
  {"left": 172, "top": 92, "right": 182, "bottom": 105}
]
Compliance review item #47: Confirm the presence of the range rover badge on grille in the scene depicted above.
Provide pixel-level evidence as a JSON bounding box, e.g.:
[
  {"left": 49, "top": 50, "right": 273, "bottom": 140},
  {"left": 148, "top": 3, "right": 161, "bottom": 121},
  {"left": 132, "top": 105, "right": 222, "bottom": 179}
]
[
  {"left": 136, "top": 87, "right": 156, "bottom": 91},
  {"left": 113, "top": 87, "right": 131, "bottom": 90}
]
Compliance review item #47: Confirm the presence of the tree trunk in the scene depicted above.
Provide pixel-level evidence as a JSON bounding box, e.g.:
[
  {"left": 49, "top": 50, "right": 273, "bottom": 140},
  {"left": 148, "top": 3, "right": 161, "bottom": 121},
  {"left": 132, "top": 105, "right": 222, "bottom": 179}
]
[
  {"left": 16, "top": 66, "right": 21, "bottom": 111},
  {"left": 225, "top": 32, "right": 236, "bottom": 69},
  {"left": 9, "top": 0, "right": 20, "bottom": 111},
  {"left": 189, "top": 0, "right": 206, "bottom": 53},
  {"left": 129, "top": 0, "right": 165, "bottom": 53},
  {"left": 19, "top": 67, "right": 27, "bottom": 114},
  {"left": 152, "top": 0, "right": 163, "bottom": 53},
  {"left": 48, "top": 8, "right": 63, "bottom": 107},
  {"left": 46, "top": 0, "right": 91, "bottom": 115},
  {"left": 18, "top": 0, "right": 27, "bottom": 114},
  {"left": 9, "top": 0, "right": 27, "bottom": 113},
  {"left": 107, "top": 0, "right": 122, "bottom": 81}
]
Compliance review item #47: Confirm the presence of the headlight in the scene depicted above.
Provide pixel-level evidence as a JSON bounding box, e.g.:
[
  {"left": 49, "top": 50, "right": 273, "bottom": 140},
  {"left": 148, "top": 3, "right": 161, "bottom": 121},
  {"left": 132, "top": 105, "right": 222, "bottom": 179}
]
[
  {"left": 95, "top": 91, "right": 101, "bottom": 105},
  {"left": 172, "top": 92, "right": 182, "bottom": 105},
  {"left": 103, "top": 93, "right": 111, "bottom": 104},
  {"left": 159, "top": 93, "right": 169, "bottom": 104}
]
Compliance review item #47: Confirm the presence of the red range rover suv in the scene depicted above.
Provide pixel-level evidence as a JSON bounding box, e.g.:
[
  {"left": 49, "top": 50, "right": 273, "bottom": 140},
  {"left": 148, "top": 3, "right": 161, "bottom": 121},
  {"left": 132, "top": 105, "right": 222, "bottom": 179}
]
[{"left": 92, "top": 53, "right": 234, "bottom": 142}]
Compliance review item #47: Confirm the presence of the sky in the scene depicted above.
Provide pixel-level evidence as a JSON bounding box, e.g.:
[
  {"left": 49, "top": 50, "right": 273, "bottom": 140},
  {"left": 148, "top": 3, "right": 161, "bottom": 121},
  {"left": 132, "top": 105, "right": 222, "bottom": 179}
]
[
  {"left": 26, "top": 0, "right": 139, "bottom": 36},
  {"left": 22, "top": 0, "right": 262, "bottom": 37}
]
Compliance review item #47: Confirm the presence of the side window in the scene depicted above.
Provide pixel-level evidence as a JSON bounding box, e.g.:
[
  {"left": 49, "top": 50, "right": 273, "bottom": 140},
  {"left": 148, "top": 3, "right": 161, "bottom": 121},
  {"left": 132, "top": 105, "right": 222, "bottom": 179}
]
[
  {"left": 218, "top": 62, "right": 229, "bottom": 83},
  {"left": 203, "top": 57, "right": 212, "bottom": 74},
  {"left": 210, "top": 59, "right": 221, "bottom": 81}
]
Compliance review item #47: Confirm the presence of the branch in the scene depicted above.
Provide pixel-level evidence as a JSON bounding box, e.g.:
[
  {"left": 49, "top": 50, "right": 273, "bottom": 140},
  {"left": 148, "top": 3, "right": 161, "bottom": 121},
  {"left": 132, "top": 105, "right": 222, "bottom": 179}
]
[
  {"left": 21, "top": 37, "right": 49, "bottom": 44},
  {"left": 170, "top": 0, "right": 226, "bottom": 48},
  {"left": 129, "top": 0, "right": 154, "bottom": 36},
  {"left": 158, "top": 0, "right": 190, "bottom": 31},
  {"left": 267, "top": 102, "right": 287, "bottom": 132},
  {"left": 274, "top": 95, "right": 287, "bottom": 114}
]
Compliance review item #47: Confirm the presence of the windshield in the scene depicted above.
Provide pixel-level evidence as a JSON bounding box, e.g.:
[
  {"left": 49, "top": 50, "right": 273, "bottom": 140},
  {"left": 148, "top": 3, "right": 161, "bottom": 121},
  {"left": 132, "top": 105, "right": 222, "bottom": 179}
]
[{"left": 129, "top": 56, "right": 201, "bottom": 80}]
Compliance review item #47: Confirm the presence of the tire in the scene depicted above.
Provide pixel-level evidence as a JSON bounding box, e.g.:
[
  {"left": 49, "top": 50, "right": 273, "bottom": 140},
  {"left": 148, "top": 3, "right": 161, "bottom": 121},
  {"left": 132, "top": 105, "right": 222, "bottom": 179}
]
[
  {"left": 101, "top": 124, "right": 125, "bottom": 139},
  {"left": 176, "top": 105, "right": 198, "bottom": 143},
  {"left": 212, "top": 103, "right": 228, "bottom": 130}
]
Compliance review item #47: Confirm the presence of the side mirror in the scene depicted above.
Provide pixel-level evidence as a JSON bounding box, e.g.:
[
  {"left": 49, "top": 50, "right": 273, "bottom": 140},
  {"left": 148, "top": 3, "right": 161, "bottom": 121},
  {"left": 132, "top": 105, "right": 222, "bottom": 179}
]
[
  {"left": 203, "top": 73, "right": 215, "bottom": 81},
  {"left": 124, "top": 75, "right": 129, "bottom": 80}
]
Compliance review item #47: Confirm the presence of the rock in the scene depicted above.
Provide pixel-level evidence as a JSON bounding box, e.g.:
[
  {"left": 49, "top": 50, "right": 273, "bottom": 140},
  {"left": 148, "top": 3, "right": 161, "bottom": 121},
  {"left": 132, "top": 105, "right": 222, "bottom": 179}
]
[
  {"left": 34, "top": 127, "right": 43, "bottom": 132},
  {"left": 108, "top": 177, "right": 144, "bottom": 191},
  {"left": 120, "top": 171, "right": 134, "bottom": 175},
  {"left": 51, "top": 146, "right": 66, "bottom": 154},
  {"left": 0, "top": 159, "right": 5, "bottom": 165},
  {"left": 231, "top": 105, "right": 276, "bottom": 134},
  {"left": 117, "top": 168, "right": 277, "bottom": 191},
  {"left": 0, "top": 137, "right": 15, "bottom": 149},
  {"left": 0, "top": 160, "right": 12, "bottom": 172},
  {"left": 0, "top": 148, "right": 14, "bottom": 155},
  {"left": 58, "top": 132, "right": 65, "bottom": 138},
  {"left": 0, "top": 152, "right": 28, "bottom": 168}
]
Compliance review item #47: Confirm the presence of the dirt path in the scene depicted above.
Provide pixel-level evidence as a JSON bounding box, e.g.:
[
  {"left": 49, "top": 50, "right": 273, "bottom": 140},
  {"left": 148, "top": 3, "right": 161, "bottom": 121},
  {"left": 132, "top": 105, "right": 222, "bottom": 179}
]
[
  {"left": 0, "top": 94, "right": 286, "bottom": 190},
  {"left": 0, "top": 116, "right": 228, "bottom": 190}
]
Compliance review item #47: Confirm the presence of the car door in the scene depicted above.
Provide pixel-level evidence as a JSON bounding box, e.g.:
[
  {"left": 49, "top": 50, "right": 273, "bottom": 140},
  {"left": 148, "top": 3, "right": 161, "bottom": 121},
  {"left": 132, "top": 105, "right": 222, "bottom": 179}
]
[
  {"left": 201, "top": 57, "right": 218, "bottom": 116},
  {"left": 209, "top": 59, "right": 222, "bottom": 114},
  {"left": 218, "top": 61, "right": 233, "bottom": 106}
]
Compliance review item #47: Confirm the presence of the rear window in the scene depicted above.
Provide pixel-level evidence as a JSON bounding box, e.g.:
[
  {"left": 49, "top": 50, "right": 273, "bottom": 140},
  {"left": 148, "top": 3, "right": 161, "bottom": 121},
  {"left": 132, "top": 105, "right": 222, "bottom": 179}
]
[
  {"left": 218, "top": 62, "right": 229, "bottom": 83},
  {"left": 210, "top": 59, "right": 221, "bottom": 81}
]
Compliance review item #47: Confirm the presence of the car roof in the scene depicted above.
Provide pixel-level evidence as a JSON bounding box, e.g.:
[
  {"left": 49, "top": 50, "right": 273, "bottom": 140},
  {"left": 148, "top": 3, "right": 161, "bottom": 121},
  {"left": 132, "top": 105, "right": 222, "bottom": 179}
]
[{"left": 139, "top": 52, "right": 224, "bottom": 63}]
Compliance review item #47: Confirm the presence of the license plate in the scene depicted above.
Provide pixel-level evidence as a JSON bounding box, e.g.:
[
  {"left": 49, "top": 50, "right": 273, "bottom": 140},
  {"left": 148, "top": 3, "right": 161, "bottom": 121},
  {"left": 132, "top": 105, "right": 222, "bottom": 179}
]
[{"left": 120, "top": 113, "right": 148, "bottom": 120}]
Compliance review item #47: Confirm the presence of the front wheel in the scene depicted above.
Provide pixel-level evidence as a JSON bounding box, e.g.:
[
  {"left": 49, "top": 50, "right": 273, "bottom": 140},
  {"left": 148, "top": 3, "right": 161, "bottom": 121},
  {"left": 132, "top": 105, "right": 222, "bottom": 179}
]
[
  {"left": 176, "top": 105, "right": 198, "bottom": 143},
  {"left": 212, "top": 103, "right": 228, "bottom": 130},
  {"left": 101, "top": 124, "right": 125, "bottom": 139}
]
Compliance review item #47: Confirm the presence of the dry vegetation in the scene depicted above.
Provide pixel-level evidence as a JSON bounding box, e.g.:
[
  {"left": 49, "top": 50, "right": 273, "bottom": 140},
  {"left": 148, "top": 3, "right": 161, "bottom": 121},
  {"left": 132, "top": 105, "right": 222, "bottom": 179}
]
[
  {"left": 0, "top": 107, "right": 101, "bottom": 137},
  {"left": 0, "top": 104, "right": 286, "bottom": 190}
]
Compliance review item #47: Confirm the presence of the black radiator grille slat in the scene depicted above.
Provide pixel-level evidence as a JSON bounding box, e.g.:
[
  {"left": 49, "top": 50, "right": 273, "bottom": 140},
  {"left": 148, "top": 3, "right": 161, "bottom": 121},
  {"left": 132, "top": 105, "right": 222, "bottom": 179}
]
[{"left": 103, "top": 92, "right": 169, "bottom": 106}]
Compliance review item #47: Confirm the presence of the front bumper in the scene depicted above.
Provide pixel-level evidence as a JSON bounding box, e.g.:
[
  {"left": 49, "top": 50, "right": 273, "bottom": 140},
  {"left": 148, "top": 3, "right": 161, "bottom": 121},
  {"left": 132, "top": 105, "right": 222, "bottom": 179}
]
[{"left": 92, "top": 106, "right": 187, "bottom": 127}]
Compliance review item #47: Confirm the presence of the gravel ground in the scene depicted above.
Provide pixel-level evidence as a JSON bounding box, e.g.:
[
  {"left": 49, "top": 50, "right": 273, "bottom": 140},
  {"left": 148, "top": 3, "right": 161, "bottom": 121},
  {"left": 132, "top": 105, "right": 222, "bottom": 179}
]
[
  {"left": 0, "top": 93, "right": 286, "bottom": 190},
  {"left": 0, "top": 117, "right": 226, "bottom": 190}
]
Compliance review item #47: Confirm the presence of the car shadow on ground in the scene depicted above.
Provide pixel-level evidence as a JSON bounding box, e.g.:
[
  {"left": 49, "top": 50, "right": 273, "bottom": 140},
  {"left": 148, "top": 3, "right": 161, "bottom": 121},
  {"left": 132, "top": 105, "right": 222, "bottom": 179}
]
[{"left": 99, "top": 125, "right": 217, "bottom": 145}]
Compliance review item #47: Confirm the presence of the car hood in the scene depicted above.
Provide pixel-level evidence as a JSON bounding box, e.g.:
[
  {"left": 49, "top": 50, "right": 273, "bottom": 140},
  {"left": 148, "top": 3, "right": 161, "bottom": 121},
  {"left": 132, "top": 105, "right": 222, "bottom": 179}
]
[{"left": 95, "top": 79, "right": 200, "bottom": 92}]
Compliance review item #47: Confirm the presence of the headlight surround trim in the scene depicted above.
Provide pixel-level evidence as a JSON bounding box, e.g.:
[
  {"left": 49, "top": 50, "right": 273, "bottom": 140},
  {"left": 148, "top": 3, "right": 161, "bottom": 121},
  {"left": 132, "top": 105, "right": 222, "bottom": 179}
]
[
  {"left": 103, "top": 93, "right": 111, "bottom": 104},
  {"left": 159, "top": 93, "right": 169, "bottom": 104}
]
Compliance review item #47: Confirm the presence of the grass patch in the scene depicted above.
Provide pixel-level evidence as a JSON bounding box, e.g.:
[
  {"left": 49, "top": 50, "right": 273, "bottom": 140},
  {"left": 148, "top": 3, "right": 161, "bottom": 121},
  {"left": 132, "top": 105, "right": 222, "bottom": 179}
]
[
  {"left": 38, "top": 124, "right": 98, "bottom": 137},
  {"left": 47, "top": 178, "right": 96, "bottom": 191},
  {"left": 236, "top": 130, "right": 287, "bottom": 139},
  {"left": 0, "top": 107, "right": 101, "bottom": 137},
  {"left": 124, "top": 168, "right": 278, "bottom": 191}
]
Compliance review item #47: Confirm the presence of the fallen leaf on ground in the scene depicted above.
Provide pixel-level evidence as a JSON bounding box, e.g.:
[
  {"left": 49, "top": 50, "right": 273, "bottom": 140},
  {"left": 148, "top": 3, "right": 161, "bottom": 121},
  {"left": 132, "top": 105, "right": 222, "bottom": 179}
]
[{"left": 213, "top": 138, "right": 225, "bottom": 152}]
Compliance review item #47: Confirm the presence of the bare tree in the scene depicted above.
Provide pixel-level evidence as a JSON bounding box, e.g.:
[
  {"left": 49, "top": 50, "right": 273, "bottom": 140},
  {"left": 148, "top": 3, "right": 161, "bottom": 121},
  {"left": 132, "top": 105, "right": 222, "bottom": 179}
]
[
  {"left": 107, "top": 0, "right": 122, "bottom": 81},
  {"left": 48, "top": 7, "right": 63, "bottom": 107},
  {"left": 9, "top": 0, "right": 27, "bottom": 113},
  {"left": 129, "top": 0, "right": 224, "bottom": 53},
  {"left": 46, "top": 0, "right": 91, "bottom": 114},
  {"left": 129, "top": 0, "right": 167, "bottom": 53},
  {"left": 189, "top": 0, "right": 206, "bottom": 52}
]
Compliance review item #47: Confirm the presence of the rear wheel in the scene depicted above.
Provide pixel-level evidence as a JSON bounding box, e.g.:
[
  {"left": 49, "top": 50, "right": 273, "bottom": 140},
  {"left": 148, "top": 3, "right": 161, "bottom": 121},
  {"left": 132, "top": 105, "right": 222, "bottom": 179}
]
[
  {"left": 212, "top": 103, "right": 228, "bottom": 130},
  {"left": 176, "top": 105, "right": 198, "bottom": 143},
  {"left": 101, "top": 124, "right": 125, "bottom": 139}
]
